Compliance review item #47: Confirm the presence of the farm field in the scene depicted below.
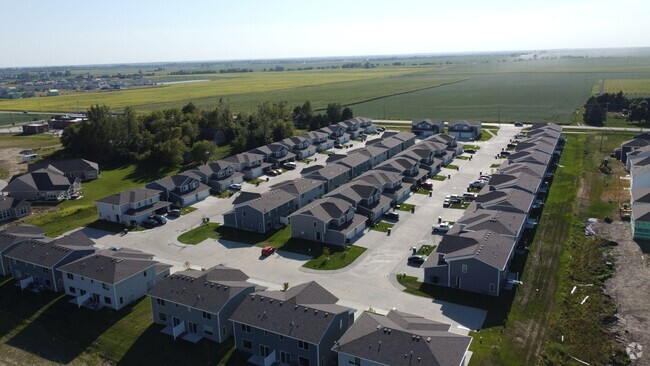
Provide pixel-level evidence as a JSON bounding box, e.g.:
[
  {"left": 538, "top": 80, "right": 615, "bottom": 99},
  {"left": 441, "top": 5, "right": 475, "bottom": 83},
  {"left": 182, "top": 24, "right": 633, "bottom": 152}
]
[
  {"left": 593, "top": 79, "right": 650, "bottom": 95},
  {"left": 0, "top": 113, "right": 51, "bottom": 126}
]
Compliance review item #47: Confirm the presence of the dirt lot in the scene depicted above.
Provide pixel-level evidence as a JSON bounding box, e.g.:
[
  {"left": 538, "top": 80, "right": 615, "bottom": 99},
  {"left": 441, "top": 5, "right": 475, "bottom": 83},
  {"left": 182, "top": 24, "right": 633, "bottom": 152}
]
[
  {"left": 596, "top": 220, "right": 650, "bottom": 365},
  {"left": 0, "top": 148, "right": 29, "bottom": 178}
]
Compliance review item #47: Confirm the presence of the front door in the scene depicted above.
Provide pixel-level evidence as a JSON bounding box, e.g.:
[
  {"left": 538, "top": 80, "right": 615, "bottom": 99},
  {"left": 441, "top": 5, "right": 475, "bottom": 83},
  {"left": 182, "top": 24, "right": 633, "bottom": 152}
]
[
  {"left": 188, "top": 322, "right": 198, "bottom": 333},
  {"left": 92, "top": 293, "right": 100, "bottom": 303},
  {"left": 173, "top": 317, "right": 181, "bottom": 327}
]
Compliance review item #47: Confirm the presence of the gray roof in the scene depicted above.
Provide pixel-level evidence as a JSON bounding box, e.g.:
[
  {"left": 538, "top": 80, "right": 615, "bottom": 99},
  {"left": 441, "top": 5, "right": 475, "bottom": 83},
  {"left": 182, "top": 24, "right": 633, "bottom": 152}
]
[
  {"left": 336, "top": 153, "right": 370, "bottom": 169},
  {"left": 449, "top": 120, "right": 481, "bottom": 128},
  {"left": 241, "top": 189, "right": 297, "bottom": 213},
  {"left": 447, "top": 206, "right": 526, "bottom": 237},
  {"left": 334, "top": 310, "right": 471, "bottom": 366},
  {"left": 4, "top": 231, "right": 95, "bottom": 267},
  {"left": 349, "top": 145, "right": 388, "bottom": 158},
  {"left": 0, "top": 196, "right": 30, "bottom": 211},
  {"left": 224, "top": 152, "right": 264, "bottom": 165},
  {"left": 148, "top": 265, "right": 259, "bottom": 313},
  {"left": 3, "top": 168, "right": 76, "bottom": 193},
  {"left": 3, "top": 225, "right": 44, "bottom": 238},
  {"left": 326, "top": 182, "right": 378, "bottom": 204},
  {"left": 497, "top": 161, "right": 546, "bottom": 178},
  {"left": 355, "top": 170, "right": 402, "bottom": 189},
  {"left": 430, "top": 229, "right": 516, "bottom": 270},
  {"left": 290, "top": 197, "right": 353, "bottom": 222},
  {"left": 507, "top": 150, "right": 551, "bottom": 166},
  {"left": 96, "top": 187, "right": 162, "bottom": 205},
  {"left": 632, "top": 188, "right": 650, "bottom": 204},
  {"left": 230, "top": 281, "right": 351, "bottom": 344},
  {"left": 307, "top": 164, "right": 351, "bottom": 180},
  {"left": 387, "top": 131, "right": 416, "bottom": 142},
  {"left": 475, "top": 188, "right": 535, "bottom": 213},
  {"left": 633, "top": 204, "right": 650, "bottom": 221},
  {"left": 148, "top": 174, "right": 197, "bottom": 190},
  {"left": 274, "top": 178, "right": 324, "bottom": 196},
  {"left": 0, "top": 227, "right": 44, "bottom": 252},
  {"left": 28, "top": 159, "right": 98, "bottom": 174},
  {"left": 411, "top": 118, "right": 444, "bottom": 127},
  {"left": 486, "top": 172, "right": 541, "bottom": 194},
  {"left": 305, "top": 131, "right": 329, "bottom": 141},
  {"left": 58, "top": 248, "right": 161, "bottom": 284},
  {"left": 426, "top": 134, "right": 456, "bottom": 146}
]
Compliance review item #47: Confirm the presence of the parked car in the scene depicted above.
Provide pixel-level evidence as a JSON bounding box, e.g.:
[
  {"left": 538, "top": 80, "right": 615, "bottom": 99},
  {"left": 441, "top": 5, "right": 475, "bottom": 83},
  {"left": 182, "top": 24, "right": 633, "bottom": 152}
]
[
  {"left": 261, "top": 246, "right": 276, "bottom": 256},
  {"left": 151, "top": 214, "right": 167, "bottom": 225},
  {"left": 327, "top": 151, "right": 335, "bottom": 156},
  {"left": 515, "top": 134, "right": 525, "bottom": 139},
  {"left": 377, "top": 127, "right": 386, "bottom": 132},
  {"left": 499, "top": 151, "right": 511, "bottom": 157},
  {"left": 446, "top": 194, "right": 462, "bottom": 204},
  {"left": 463, "top": 193, "right": 478, "bottom": 201},
  {"left": 514, "top": 122, "right": 524, "bottom": 127},
  {"left": 470, "top": 180, "right": 486, "bottom": 188},
  {"left": 167, "top": 209, "right": 182, "bottom": 218},
  {"left": 479, "top": 175, "right": 491, "bottom": 181},
  {"left": 443, "top": 198, "right": 451, "bottom": 207},
  {"left": 507, "top": 143, "right": 517, "bottom": 149},
  {"left": 464, "top": 148, "right": 477, "bottom": 154},
  {"left": 144, "top": 219, "right": 159, "bottom": 228},
  {"left": 230, "top": 183, "right": 242, "bottom": 190},
  {"left": 283, "top": 162, "right": 297, "bottom": 169},
  {"left": 271, "top": 168, "right": 283, "bottom": 175},
  {"left": 420, "top": 182, "right": 433, "bottom": 190},
  {"left": 267, "top": 169, "right": 279, "bottom": 176},
  {"left": 407, "top": 255, "right": 427, "bottom": 265},
  {"left": 334, "top": 144, "right": 344, "bottom": 149},
  {"left": 433, "top": 222, "right": 453, "bottom": 232},
  {"left": 384, "top": 212, "right": 400, "bottom": 220}
]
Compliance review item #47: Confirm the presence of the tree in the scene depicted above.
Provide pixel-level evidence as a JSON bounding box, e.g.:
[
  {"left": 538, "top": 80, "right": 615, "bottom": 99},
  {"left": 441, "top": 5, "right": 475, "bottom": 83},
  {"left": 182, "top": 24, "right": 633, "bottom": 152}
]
[
  {"left": 341, "top": 107, "right": 353, "bottom": 121},
  {"left": 190, "top": 140, "right": 217, "bottom": 164},
  {"left": 182, "top": 102, "right": 197, "bottom": 114},
  {"left": 155, "top": 138, "right": 186, "bottom": 166},
  {"left": 326, "top": 103, "right": 342, "bottom": 123},
  {"left": 583, "top": 97, "right": 605, "bottom": 126}
]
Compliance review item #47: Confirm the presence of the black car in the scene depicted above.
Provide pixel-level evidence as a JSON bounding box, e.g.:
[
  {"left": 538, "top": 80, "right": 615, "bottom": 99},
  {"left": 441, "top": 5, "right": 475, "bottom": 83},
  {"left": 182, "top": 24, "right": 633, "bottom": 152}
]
[
  {"left": 151, "top": 214, "right": 167, "bottom": 225},
  {"left": 407, "top": 255, "right": 427, "bottom": 265},
  {"left": 167, "top": 209, "right": 181, "bottom": 218},
  {"left": 514, "top": 122, "right": 524, "bottom": 127},
  {"left": 144, "top": 219, "right": 159, "bottom": 228},
  {"left": 384, "top": 212, "right": 400, "bottom": 220},
  {"left": 464, "top": 148, "right": 477, "bottom": 154}
]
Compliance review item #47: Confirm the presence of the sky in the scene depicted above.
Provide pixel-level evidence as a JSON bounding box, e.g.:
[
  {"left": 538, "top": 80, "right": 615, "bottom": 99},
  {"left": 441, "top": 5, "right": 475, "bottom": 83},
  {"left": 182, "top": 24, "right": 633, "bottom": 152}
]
[{"left": 2, "top": 0, "right": 649, "bottom": 68}]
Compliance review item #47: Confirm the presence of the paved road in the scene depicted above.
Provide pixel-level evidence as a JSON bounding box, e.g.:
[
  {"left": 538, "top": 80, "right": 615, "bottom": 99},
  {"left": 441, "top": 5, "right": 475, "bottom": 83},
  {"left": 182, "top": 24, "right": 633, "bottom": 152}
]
[{"left": 83, "top": 126, "right": 523, "bottom": 334}]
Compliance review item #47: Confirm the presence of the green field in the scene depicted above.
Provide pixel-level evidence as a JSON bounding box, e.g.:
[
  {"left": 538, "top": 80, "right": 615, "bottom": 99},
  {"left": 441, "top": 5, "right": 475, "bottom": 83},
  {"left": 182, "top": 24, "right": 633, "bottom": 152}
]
[
  {"left": 0, "top": 133, "right": 60, "bottom": 149},
  {"left": 3, "top": 53, "right": 650, "bottom": 123},
  {"left": 0, "top": 113, "right": 51, "bottom": 127},
  {"left": 594, "top": 79, "right": 650, "bottom": 95}
]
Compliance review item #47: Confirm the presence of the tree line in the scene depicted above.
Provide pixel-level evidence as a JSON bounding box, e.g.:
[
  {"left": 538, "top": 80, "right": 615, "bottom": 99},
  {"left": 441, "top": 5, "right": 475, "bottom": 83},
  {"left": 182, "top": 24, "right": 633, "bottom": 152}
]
[
  {"left": 60, "top": 100, "right": 353, "bottom": 167},
  {"left": 583, "top": 91, "right": 650, "bottom": 125}
]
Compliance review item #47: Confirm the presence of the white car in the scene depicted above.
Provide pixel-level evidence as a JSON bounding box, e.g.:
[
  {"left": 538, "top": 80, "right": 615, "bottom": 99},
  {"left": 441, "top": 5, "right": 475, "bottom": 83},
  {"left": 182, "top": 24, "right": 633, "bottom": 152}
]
[
  {"left": 433, "top": 222, "right": 453, "bottom": 232},
  {"left": 229, "top": 183, "right": 242, "bottom": 190}
]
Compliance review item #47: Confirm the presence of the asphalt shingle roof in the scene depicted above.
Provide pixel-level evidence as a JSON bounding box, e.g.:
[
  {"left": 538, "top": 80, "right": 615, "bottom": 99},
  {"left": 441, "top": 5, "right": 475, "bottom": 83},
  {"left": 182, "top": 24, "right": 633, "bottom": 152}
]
[
  {"left": 96, "top": 187, "right": 162, "bottom": 205},
  {"left": 59, "top": 248, "right": 160, "bottom": 284},
  {"left": 4, "top": 231, "right": 95, "bottom": 268}
]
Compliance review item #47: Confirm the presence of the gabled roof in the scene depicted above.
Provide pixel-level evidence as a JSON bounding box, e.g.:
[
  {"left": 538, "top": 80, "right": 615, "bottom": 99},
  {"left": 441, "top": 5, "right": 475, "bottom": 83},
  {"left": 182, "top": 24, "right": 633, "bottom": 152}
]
[
  {"left": 230, "top": 281, "right": 351, "bottom": 343},
  {"left": 274, "top": 178, "right": 324, "bottom": 196},
  {"left": 387, "top": 131, "right": 416, "bottom": 142},
  {"left": 507, "top": 150, "right": 551, "bottom": 166},
  {"left": 486, "top": 172, "right": 542, "bottom": 194},
  {"left": 335, "top": 310, "right": 471, "bottom": 366},
  {"left": 497, "top": 161, "right": 546, "bottom": 178},
  {"left": 224, "top": 152, "right": 264, "bottom": 165},
  {"left": 240, "top": 189, "right": 297, "bottom": 213},
  {"left": 305, "top": 131, "right": 329, "bottom": 140},
  {"left": 326, "top": 182, "right": 378, "bottom": 204},
  {"left": 631, "top": 188, "right": 650, "bottom": 204},
  {"left": 475, "top": 188, "right": 535, "bottom": 213},
  {"left": 349, "top": 145, "right": 388, "bottom": 158},
  {"left": 0, "top": 196, "right": 30, "bottom": 211},
  {"left": 633, "top": 204, "right": 650, "bottom": 221},
  {"left": 28, "top": 159, "right": 98, "bottom": 174},
  {"left": 336, "top": 153, "right": 371, "bottom": 169},
  {"left": 449, "top": 120, "right": 481, "bottom": 128},
  {"left": 0, "top": 225, "right": 45, "bottom": 252},
  {"left": 306, "top": 164, "right": 351, "bottom": 180},
  {"left": 59, "top": 248, "right": 162, "bottom": 284},
  {"left": 411, "top": 118, "right": 444, "bottom": 127},
  {"left": 430, "top": 229, "right": 516, "bottom": 270},
  {"left": 148, "top": 174, "right": 196, "bottom": 190},
  {"left": 4, "top": 231, "right": 95, "bottom": 267},
  {"left": 447, "top": 206, "right": 526, "bottom": 237},
  {"left": 290, "top": 197, "right": 353, "bottom": 222},
  {"left": 3, "top": 168, "right": 76, "bottom": 193},
  {"left": 418, "top": 140, "right": 448, "bottom": 152},
  {"left": 96, "top": 187, "right": 162, "bottom": 205},
  {"left": 148, "top": 265, "right": 259, "bottom": 313},
  {"left": 355, "top": 170, "right": 402, "bottom": 189}
]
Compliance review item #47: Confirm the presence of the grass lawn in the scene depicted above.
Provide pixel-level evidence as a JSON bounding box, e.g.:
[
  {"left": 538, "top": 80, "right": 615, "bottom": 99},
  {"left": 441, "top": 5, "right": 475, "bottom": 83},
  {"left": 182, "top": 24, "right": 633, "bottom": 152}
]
[
  {"left": 0, "top": 113, "right": 51, "bottom": 127},
  {"left": 449, "top": 202, "right": 470, "bottom": 210},
  {"left": 415, "top": 188, "right": 431, "bottom": 195},
  {"left": 27, "top": 163, "right": 179, "bottom": 237},
  {"left": 215, "top": 225, "right": 291, "bottom": 248},
  {"left": 444, "top": 164, "right": 459, "bottom": 170},
  {"left": 432, "top": 175, "right": 447, "bottom": 181},
  {"left": 303, "top": 245, "right": 366, "bottom": 270},
  {"left": 246, "top": 177, "right": 265, "bottom": 185},
  {"left": 181, "top": 206, "right": 197, "bottom": 215},
  {"left": 416, "top": 244, "right": 436, "bottom": 256},
  {"left": 177, "top": 222, "right": 220, "bottom": 245},
  {"left": 490, "top": 163, "right": 501, "bottom": 168},
  {"left": 396, "top": 203, "right": 416, "bottom": 212},
  {"left": 479, "top": 130, "right": 497, "bottom": 141},
  {"left": 462, "top": 144, "right": 481, "bottom": 150},
  {"left": 467, "top": 187, "right": 481, "bottom": 193},
  {"left": 371, "top": 221, "right": 394, "bottom": 233},
  {"left": 0, "top": 133, "right": 61, "bottom": 149},
  {"left": 456, "top": 156, "right": 470, "bottom": 160}
]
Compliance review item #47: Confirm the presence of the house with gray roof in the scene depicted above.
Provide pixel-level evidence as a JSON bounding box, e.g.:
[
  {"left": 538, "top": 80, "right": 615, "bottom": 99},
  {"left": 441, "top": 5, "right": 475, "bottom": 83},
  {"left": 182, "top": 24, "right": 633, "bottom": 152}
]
[
  {"left": 224, "top": 152, "right": 270, "bottom": 179},
  {"left": 28, "top": 158, "right": 100, "bottom": 181},
  {"left": 187, "top": 160, "right": 244, "bottom": 192},
  {"left": 333, "top": 153, "right": 371, "bottom": 179},
  {"left": 96, "top": 187, "right": 170, "bottom": 226},
  {"left": 383, "top": 131, "right": 417, "bottom": 149},
  {"left": 274, "top": 178, "right": 325, "bottom": 208},
  {"left": 60, "top": 248, "right": 171, "bottom": 310},
  {"left": 506, "top": 150, "right": 551, "bottom": 168},
  {"left": 5, "top": 231, "right": 96, "bottom": 293},
  {"left": 366, "top": 137, "right": 404, "bottom": 158},
  {"left": 475, "top": 187, "right": 537, "bottom": 214},
  {"left": 337, "top": 120, "right": 362, "bottom": 139},
  {"left": 0, "top": 225, "right": 44, "bottom": 276},
  {"left": 305, "top": 131, "right": 335, "bottom": 151},
  {"left": 423, "top": 133, "right": 464, "bottom": 156},
  {"left": 423, "top": 229, "right": 517, "bottom": 296},
  {"left": 230, "top": 281, "right": 355, "bottom": 366},
  {"left": 376, "top": 157, "right": 428, "bottom": 184},
  {"left": 0, "top": 196, "right": 31, "bottom": 223},
  {"left": 325, "top": 182, "right": 392, "bottom": 222},
  {"left": 289, "top": 197, "right": 367, "bottom": 245},
  {"left": 515, "top": 138, "right": 557, "bottom": 157},
  {"left": 485, "top": 172, "right": 543, "bottom": 196},
  {"left": 250, "top": 143, "right": 296, "bottom": 165},
  {"left": 497, "top": 161, "right": 547, "bottom": 179},
  {"left": 319, "top": 125, "right": 350, "bottom": 144},
  {"left": 631, "top": 204, "right": 650, "bottom": 240},
  {"left": 223, "top": 189, "right": 299, "bottom": 233},
  {"left": 279, "top": 136, "right": 317, "bottom": 159},
  {"left": 447, "top": 206, "right": 528, "bottom": 240},
  {"left": 419, "top": 140, "right": 454, "bottom": 166},
  {"left": 333, "top": 309, "right": 472, "bottom": 366},
  {"left": 346, "top": 117, "right": 374, "bottom": 133},
  {"left": 303, "top": 164, "right": 351, "bottom": 193},
  {"left": 411, "top": 118, "right": 444, "bottom": 137},
  {"left": 2, "top": 167, "right": 81, "bottom": 202},
  {"left": 448, "top": 120, "right": 482, "bottom": 141},
  {"left": 355, "top": 170, "right": 410, "bottom": 204},
  {"left": 149, "top": 265, "right": 262, "bottom": 343},
  {"left": 145, "top": 174, "right": 210, "bottom": 207},
  {"left": 397, "top": 147, "right": 442, "bottom": 175},
  {"left": 349, "top": 145, "right": 389, "bottom": 167}
]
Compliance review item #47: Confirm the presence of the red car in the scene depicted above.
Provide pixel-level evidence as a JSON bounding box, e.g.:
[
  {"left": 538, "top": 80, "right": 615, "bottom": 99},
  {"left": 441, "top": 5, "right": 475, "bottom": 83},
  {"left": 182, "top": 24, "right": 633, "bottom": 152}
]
[
  {"left": 261, "top": 246, "right": 276, "bottom": 256},
  {"left": 420, "top": 182, "right": 433, "bottom": 190}
]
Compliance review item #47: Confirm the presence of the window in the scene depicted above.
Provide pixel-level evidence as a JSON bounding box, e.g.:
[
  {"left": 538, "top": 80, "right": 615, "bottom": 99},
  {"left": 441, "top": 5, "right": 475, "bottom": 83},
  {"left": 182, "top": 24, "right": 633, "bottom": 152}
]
[
  {"left": 242, "top": 339, "right": 252, "bottom": 350},
  {"left": 264, "top": 330, "right": 269, "bottom": 336},
  {"left": 461, "top": 264, "right": 468, "bottom": 273},
  {"left": 260, "top": 344, "right": 271, "bottom": 357},
  {"left": 69, "top": 286, "right": 76, "bottom": 294},
  {"left": 158, "top": 312, "right": 167, "bottom": 322},
  {"left": 298, "top": 356, "right": 310, "bottom": 366},
  {"left": 241, "top": 324, "right": 251, "bottom": 333},
  {"left": 66, "top": 273, "right": 73, "bottom": 280},
  {"left": 42, "top": 267, "right": 50, "bottom": 274},
  {"left": 119, "top": 297, "right": 123, "bottom": 304},
  {"left": 279, "top": 335, "right": 284, "bottom": 340},
  {"left": 298, "top": 340, "right": 309, "bottom": 350},
  {"left": 143, "top": 270, "right": 148, "bottom": 277},
  {"left": 156, "top": 298, "right": 165, "bottom": 306},
  {"left": 280, "top": 351, "right": 291, "bottom": 364},
  {"left": 204, "top": 325, "right": 214, "bottom": 335},
  {"left": 489, "top": 283, "right": 496, "bottom": 293},
  {"left": 202, "top": 311, "right": 212, "bottom": 320},
  {"left": 102, "top": 283, "right": 109, "bottom": 290},
  {"left": 222, "top": 326, "right": 227, "bottom": 335}
]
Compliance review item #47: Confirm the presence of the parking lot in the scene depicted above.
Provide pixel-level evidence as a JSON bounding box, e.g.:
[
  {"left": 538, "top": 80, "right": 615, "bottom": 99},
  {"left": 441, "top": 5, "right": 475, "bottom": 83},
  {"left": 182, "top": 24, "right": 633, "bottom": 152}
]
[{"left": 87, "top": 125, "right": 523, "bottom": 334}]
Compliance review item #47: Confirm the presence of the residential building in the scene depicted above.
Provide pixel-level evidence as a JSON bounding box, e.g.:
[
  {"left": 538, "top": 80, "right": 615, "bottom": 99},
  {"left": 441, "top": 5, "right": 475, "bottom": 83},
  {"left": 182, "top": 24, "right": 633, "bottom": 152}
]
[
  {"left": 96, "top": 187, "right": 170, "bottom": 226},
  {"left": 28, "top": 158, "right": 100, "bottom": 181},
  {"left": 5, "top": 231, "right": 96, "bottom": 292},
  {"left": 333, "top": 309, "right": 472, "bottom": 366},
  {"left": 223, "top": 189, "right": 298, "bottom": 233},
  {"left": 60, "top": 248, "right": 171, "bottom": 310},
  {"left": 355, "top": 170, "right": 410, "bottom": 204},
  {"left": 274, "top": 178, "right": 326, "bottom": 208},
  {"left": 279, "top": 136, "right": 317, "bottom": 159},
  {"left": 188, "top": 160, "right": 244, "bottom": 192},
  {"left": 224, "top": 152, "right": 270, "bottom": 179},
  {"left": 22, "top": 123, "right": 49, "bottom": 135},
  {"left": 302, "top": 164, "right": 351, "bottom": 193},
  {"left": 289, "top": 197, "right": 367, "bottom": 245},
  {"left": 0, "top": 225, "right": 45, "bottom": 276},
  {"left": 325, "top": 182, "right": 392, "bottom": 222},
  {"left": 448, "top": 120, "right": 482, "bottom": 141},
  {"left": 0, "top": 196, "right": 31, "bottom": 223},
  {"left": 475, "top": 187, "right": 537, "bottom": 214},
  {"left": 349, "top": 145, "right": 389, "bottom": 168},
  {"left": 149, "top": 265, "right": 261, "bottom": 343},
  {"left": 145, "top": 174, "right": 210, "bottom": 207},
  {"left": 250, "top": 143, "right": 296, "bottom": 165},
  {"left": 332, "top": 153, "right": 371, "bottom": 179},
  {"left": 230, "top": 281, "right": 355, "bottom": 366},
  {"left": 319, "top": 125, "right": 349, "bottom": 144},
  {"left": 2, "top": 167, "right": 81, "bottom": 202},
  {"left": 411, "top": 118, "right": 444, "bottom": 137},
  {"left": 305, "top": 131, "right": 335, "bottom": 151}
]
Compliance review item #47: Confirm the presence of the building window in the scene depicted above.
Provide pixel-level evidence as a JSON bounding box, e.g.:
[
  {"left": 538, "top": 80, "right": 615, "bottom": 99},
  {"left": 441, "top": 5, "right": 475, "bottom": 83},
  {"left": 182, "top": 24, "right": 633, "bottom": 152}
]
[
  {"left": 143, "top": 270, "right": 148, "bottom": 277},
  {"left": 104, "top": 296, "right": 112, "bottom": 305},
  {"left": 204, "top": 325, "right": 214, "bottom": 335},
  {"left": 264, "top": 330, "right": 269, "bottom": 336},
  {"left": 298, "top": 340, "right": 309, "bottom": 350},
  {"left": 241, "top": 324, "right": 251, "bottom": 333},
  {"left": 279, "top": 334, "right": 284, "bottom": 340},
  {"left": 69, "top": 286, "right": 76, "bottom": 294},
  {"left": 66, "top": 273, "right": 73, "bottom": 280},
  {"left": 349, "top": 356, "right": 361, "bottom": 366},
  {"left": 156, "top": 298, "right": 165, "bottom": 306},
  {"left": 340, "top": 319, "right": 344, "bottom": 330},
  {"left": 120, "top": 297, "right": 123, "bottom": 304},
  {"left": 242, "top": 339, "right": 252, "bottom": 350},
  {"left": 489, "top": 283, "right": 496, "bottom": 293},
  {"left": 298, "top": 356, "right": 310, "bottom": 366},
  {"left": 159, "top": 312, "right": 167, "bottom": 322},
  {"left": 260, "top": 344, "right": 271, "bottom": 357},
  {"left": 222, "top": 326, "right": 227, "bottom": 335},
  {"left": 281, "top": 351, "right": 291, "bottom": 364},
  {"left": 202, "top": 311, "right": 212, "bottom": 320},
  {"left": 461, "top": 264, "right": 468, "bottom": 273}
]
